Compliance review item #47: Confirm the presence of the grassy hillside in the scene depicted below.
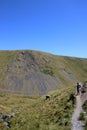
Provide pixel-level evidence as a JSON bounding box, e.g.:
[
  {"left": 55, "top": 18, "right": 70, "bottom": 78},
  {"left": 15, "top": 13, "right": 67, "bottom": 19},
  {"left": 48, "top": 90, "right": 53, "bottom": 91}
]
[
  {"left": 0, "top": 50, "right": 87, "bottom": 95},
  {"left": 0, "top": 50, "right": 87, "bottom": 129},
  {"left": 0, "top": 51, "right": 19, "bottom": 78},
  {"left": 0, "top": 85, "right": 76, "bottom": 130}
]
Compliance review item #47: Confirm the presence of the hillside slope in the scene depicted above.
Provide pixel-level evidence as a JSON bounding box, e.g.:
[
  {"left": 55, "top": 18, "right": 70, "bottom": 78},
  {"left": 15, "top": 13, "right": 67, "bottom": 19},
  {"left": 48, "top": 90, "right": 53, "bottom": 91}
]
[
  {"left": 0, "top": 50, "right": 87, "bottom": 95},
  {"left": 0, "top": 85, "right": 75, "bottom": 130}
]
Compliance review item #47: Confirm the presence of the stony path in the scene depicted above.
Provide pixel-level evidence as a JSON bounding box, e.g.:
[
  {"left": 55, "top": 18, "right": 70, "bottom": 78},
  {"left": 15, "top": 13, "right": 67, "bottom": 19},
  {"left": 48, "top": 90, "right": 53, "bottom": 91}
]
[{"left": 71, "top": 95, "right": 84, "bottom": 130}]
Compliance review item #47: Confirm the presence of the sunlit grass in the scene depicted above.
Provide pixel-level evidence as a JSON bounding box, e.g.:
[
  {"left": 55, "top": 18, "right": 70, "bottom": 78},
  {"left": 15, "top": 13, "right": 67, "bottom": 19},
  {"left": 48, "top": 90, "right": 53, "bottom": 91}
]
[{"left": 0, "top": 85, "right": 75, "bottom": 130}]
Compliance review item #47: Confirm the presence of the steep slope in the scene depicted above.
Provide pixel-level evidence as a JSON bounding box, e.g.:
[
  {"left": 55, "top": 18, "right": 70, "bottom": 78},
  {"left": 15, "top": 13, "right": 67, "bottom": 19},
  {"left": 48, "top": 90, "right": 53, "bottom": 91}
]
[{"left": 0, "top": 50, "right": 87, "bottom": 95}]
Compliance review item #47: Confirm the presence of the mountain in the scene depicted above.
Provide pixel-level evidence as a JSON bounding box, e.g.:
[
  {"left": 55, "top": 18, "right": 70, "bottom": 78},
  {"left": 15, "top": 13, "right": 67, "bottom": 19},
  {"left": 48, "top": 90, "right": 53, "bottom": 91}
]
[
  {"left": 0, "top": 50, "right": 87, "bottom": 95},
  {"left": 0, "top": 50, "right": 87, "bottom": 130}
]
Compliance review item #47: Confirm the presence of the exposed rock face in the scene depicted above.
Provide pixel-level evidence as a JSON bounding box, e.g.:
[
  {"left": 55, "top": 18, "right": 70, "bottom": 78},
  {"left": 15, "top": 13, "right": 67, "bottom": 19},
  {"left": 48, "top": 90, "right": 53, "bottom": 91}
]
[{"left": 1, "top": 51, "right": 60, "bottom": 95}]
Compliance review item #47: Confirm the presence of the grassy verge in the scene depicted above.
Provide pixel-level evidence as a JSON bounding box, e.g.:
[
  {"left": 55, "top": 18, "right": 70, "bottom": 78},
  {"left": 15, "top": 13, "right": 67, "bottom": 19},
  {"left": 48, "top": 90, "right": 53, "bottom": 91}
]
[
  {"left": 81, "top": 100, "right": 87, "bottom": 130},
  {"left": 78, "top": 89, "right": 87, "bottom": 130}
]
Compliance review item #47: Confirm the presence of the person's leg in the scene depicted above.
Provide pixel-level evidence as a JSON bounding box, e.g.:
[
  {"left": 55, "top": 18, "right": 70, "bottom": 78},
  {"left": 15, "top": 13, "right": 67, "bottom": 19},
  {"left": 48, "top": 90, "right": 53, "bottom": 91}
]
[{"left": 77, "top": 88, "right": 79, "bottom": 95}]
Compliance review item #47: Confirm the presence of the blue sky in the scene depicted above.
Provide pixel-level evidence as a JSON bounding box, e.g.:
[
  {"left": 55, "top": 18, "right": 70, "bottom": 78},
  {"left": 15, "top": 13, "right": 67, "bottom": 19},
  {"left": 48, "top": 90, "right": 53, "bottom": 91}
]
[{"left": 0, "top": 0, "right": 87, "bottom": 58}]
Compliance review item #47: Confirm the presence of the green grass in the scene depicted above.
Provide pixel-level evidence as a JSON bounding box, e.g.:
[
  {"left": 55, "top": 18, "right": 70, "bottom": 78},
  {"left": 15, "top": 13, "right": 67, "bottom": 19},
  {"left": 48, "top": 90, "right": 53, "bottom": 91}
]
[
  {"left": 83, "top": 100, "right": 87, "bottom": 113},
  {"left": 0, "top": 51, "right": 19, "bottom": 76},
  {"left": 77, "top": 91, "right": 87, "bottom": 130},
  {"left": 79, "top": 112, "right": 85, "bottom": 121},
  {"left": 0, "top": 50, "right": 87, "bottom": 129},
  {"left": 0, "top": 85, "right": 76, "bottom": 130},
  {"left": 81, "top": 100, "right": 87, "bottom": 130},
  {"left": 41, "top": 67, "right": 54, "bottom": 76}
]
